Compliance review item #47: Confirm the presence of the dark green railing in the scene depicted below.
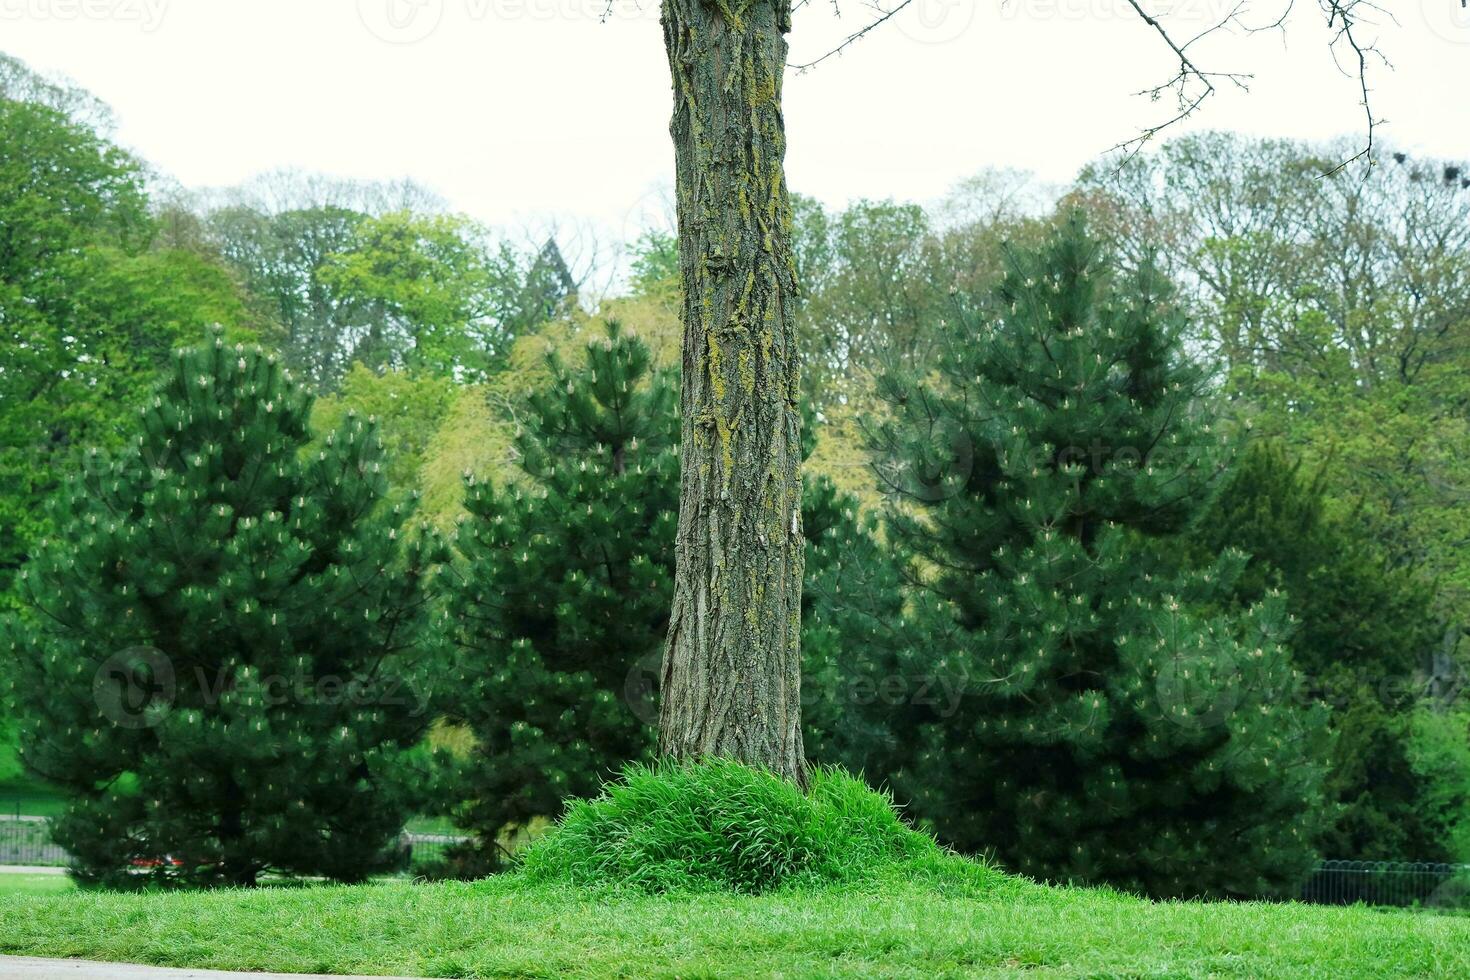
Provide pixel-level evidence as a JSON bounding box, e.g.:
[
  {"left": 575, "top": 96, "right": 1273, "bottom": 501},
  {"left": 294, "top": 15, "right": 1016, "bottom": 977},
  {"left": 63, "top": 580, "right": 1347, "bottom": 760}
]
[
  {"left": 1300, "top": 860, "right": 1470, "bottom": 910},
  {"left": 5, "top": 819, "right": 1467, "bottom": 908},
  {"left": 0, "top": 817, "right": 468, "bottom": 875},
  {"left": 401, "top": 832, "right": 470, "bottom": 874},
  {"left": 0, "top": 816, "right": 69, "bottom": 867}
]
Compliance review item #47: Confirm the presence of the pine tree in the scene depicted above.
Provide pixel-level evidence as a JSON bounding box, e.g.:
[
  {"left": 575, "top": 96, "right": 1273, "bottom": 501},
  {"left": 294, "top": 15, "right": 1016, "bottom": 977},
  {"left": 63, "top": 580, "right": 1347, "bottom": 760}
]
[
  {"left": 870, "top": 217, "right": 1331, "bottom": 898},
  {"left": 799, "top": 477, "right": 915, "bottom": 777},
  {"left": 441, "top": 322, "right": 680, "bottom": 869},
  {"left": 1194, "top": 442, "right": 1443, "bottom": 861},
  {"left": 441, "top": 321, "right": 901, "bottom": 869},
  {"left": 1, "top": 335, "right": 439, "bottom": 888}
]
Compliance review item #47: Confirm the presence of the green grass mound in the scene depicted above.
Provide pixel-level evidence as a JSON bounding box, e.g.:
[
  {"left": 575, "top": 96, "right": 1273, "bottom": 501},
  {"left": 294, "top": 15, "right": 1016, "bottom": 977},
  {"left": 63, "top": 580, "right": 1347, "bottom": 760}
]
[{"left": 519, "top": 759, "right": 938, "bottom": 893}]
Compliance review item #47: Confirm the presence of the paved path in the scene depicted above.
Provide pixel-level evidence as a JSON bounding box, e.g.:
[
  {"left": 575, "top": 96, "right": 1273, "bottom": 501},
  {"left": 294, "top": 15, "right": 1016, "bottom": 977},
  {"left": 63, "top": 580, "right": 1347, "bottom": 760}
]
[
  {"left": 0, "top": 865, "right": 66, "bottom": 875},
  {"left": 0, "top": 958, "right": 426, "bottom": 979}
]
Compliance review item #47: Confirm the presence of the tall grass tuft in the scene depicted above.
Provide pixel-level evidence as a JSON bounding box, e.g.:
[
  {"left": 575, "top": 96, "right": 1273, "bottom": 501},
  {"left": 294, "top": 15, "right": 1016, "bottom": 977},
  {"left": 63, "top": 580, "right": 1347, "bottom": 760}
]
[{"left": 518, "top": 759, "right": 939, "bottom": 893}]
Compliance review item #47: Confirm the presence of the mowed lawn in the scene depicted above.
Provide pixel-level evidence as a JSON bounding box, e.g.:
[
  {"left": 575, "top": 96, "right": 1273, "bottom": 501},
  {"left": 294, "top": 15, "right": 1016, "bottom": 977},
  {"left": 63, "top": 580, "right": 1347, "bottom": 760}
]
[
  {"left": 1, "top": 860, "right": 1467, "bottom": 979},
  {"left": 0, "top": 873, "right": 72, "bottom": 897}
]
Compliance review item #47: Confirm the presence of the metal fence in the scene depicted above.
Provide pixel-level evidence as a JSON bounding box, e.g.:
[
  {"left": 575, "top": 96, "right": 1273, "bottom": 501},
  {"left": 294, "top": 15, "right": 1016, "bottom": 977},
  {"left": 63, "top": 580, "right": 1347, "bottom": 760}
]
[
  {"left": 402, "top": 832, "right": 470, "bottom": 874},
  {"left": 1299, "top": 861, "right": 1470, "bottom": 910},
  {"left": 0, "top": 818, "right": 468, "bottom": 875},
  {"left": 4, "top": 820, "right": 1468, "bottom": 908},
  {"left": 0, "top": 816, "right": 70, "bottom": 867}
]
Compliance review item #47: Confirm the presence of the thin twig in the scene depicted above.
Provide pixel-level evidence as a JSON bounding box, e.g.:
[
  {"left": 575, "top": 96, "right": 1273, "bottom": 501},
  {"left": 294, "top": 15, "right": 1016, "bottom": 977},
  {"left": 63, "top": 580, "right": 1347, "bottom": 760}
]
[
  {"left": 1318, "top": 0, "right": 1391, "bottom": 176},
  {"left": 789, "top": 0, "right": 916, "bottom": 72},
  {"left": 775, "top": 0, "right": 1387, "bottom": 174}
]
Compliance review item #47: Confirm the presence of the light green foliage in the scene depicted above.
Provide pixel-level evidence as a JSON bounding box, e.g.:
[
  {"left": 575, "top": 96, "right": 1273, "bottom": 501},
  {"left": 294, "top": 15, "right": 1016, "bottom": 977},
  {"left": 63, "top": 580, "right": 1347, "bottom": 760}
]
[
  {"left": 412, "top": 302, "right": 678, "bottom": 533},
  {"left": 0, "top": 97, "right": 144, "bottom": 596},
  {"left": 1241, "top": 354, "right": 1470, "bottom": 633},
  {"left": 792, "top": 196, "right": 1052, "bottom": 508},
  {"left": 1081, "top": 132, "right": 1470, "bottom": 639},
  {"left": 319, "top": 211, "right": 538, "bottom": 379},
  {"left": 792, "top": 196, "right": 935, "bottom": 405},
  {"left": 416, "top": 383, "right": 517, "bottom": 528},
  {"left": 415, "top": 316, "right": 585, "bottom": 529},
  {"left": 201, "top": 191, "right": 552, "bottom": 391},
  {"left": 789, "top": 192, "right": 835, "bottom": 302},
  {"left": 626, "top": 229, "right": 679, "bottom": 299},
  {"left": 1, "top": 338, "right": 441, "bottom": 888},
  {"left": 0, "top": 97, "right": 260, "bottom": 609},
  {"left": 1407, "top": 709, "right": 1470, "bottom": 863},
  {"left": 202, "top": 201, "right": 369, "bottom": 389},
  {"left": 311, "top": 364, "right": 456, "bottom": 499},
  {"left": 794, "top": 185, "right": 1050, "bottom": 411},
  {"left": 520, "top": 760, "right": 936, "bottom": 893}
]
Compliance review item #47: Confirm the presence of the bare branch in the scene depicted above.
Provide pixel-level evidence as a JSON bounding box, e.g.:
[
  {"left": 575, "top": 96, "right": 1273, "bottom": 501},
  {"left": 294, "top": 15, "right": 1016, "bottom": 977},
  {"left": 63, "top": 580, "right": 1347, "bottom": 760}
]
[
  {"left": 1105, "top": 0, "right": 1386, "bottom": 175},
  {"left": 1317, "top": 0, "right": 1392, "bottom": 176},
  {"left": 789, "top": 1, "right": 916, "bottom": 73},
  {"left": 1105, "top": 0, "right": 1254, "bottom": 164},
  {"left": 782, "top": 0, "right": 1391, "bottom": 174}
]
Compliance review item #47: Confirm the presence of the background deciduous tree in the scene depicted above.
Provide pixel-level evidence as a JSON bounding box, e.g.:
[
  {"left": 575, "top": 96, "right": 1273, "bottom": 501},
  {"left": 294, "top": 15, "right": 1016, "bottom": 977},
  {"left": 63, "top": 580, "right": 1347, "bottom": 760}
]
[
  {"left": 0, "top": 96, "right": 263, "bottom": 611},
  {"left": 1080, "top": 134, "right": 1470, "bottom": 677}
]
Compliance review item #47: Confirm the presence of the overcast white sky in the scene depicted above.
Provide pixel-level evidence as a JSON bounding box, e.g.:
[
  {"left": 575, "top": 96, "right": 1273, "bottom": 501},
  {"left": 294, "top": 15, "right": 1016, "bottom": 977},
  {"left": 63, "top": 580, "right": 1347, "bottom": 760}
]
[{"left": 4, "top": 0, "right": 1468, "bottom": 241}]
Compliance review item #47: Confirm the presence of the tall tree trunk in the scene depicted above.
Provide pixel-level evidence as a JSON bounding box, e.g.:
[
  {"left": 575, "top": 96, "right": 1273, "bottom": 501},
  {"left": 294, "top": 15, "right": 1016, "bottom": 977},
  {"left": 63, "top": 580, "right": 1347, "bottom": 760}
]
[{"left": 658, "top": 0, "right": 807, "bottom": 786}]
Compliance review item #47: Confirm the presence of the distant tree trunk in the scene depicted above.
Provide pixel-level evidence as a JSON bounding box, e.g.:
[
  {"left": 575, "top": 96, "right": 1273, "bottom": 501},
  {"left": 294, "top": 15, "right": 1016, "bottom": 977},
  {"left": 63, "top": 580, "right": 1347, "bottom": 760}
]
[{"left": 657, "top": 0, "right": 807, "bottom": 786}]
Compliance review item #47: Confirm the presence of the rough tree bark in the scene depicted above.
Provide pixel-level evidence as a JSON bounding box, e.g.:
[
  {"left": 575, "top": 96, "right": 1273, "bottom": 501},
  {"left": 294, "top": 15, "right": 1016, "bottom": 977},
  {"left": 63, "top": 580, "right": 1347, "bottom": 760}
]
[{"left": 657, "top": 0, "right": 808, "bottom": 786}]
